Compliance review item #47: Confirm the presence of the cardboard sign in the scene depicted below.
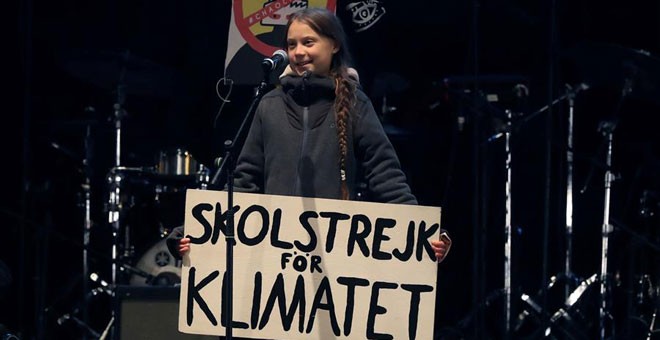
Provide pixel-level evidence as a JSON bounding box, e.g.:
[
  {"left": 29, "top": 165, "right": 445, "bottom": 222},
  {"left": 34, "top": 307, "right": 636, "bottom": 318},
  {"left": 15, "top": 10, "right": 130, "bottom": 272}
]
[{"left": 178, "top": 189, "right": 441, "bottom": 339}]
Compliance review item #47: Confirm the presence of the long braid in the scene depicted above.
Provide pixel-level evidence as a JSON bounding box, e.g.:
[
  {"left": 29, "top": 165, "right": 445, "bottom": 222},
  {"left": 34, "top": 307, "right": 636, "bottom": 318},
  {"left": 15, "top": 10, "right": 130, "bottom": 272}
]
[
  {"left": 287, "top": 8, "right": 356, "bottom": 200},
  {"left": 334, "top": 69, "right": 356, "bottom": 200}
]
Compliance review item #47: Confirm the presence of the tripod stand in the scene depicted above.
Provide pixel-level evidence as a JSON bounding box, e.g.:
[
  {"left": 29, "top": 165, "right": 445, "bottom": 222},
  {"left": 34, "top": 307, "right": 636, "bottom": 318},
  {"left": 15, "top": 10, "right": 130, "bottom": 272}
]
[{"left": 511, "top": 83, "right": 591, "bottom": 338}]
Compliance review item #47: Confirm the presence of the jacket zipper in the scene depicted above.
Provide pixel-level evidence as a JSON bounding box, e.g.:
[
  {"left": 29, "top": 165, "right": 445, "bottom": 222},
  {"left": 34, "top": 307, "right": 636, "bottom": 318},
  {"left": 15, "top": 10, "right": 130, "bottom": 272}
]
[
  {"left": 293, "top": 106, "right": 309, "bottom": 195},
  {"left": 293, "top": 71, "right": 312, "bottom": 196}
]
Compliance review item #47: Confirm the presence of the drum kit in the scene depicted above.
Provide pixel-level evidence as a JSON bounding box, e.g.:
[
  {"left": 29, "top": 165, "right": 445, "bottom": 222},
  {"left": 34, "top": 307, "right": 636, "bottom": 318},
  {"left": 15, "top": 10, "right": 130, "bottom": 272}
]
[
  {"left": 105, "top": 151, "right": 208, "bottom": 288},
  {"left": 54, "top": 48, "right": 213, "bottom": 338},
  {"left": 61, "top": 48, "right": 213, "bottom": 288}
]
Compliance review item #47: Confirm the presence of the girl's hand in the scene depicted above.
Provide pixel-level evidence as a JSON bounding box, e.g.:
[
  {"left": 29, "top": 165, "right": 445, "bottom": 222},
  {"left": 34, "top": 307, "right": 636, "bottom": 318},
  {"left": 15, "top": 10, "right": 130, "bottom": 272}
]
[
  {"left": 179, "top": 237, "right": 191, "bottom": 256},
  {"left": 431, "top": 233, "right": 452, "bottom": 263}
]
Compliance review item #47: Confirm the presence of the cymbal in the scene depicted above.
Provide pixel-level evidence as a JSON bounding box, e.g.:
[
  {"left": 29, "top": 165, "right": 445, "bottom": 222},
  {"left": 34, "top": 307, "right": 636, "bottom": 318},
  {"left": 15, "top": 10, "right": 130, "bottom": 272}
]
[
  {"left": 60, "top": 48, "right": 179, "bottom": 98},
  {"left": 563, "top": 42, "right": 660, "bottom": 104}
]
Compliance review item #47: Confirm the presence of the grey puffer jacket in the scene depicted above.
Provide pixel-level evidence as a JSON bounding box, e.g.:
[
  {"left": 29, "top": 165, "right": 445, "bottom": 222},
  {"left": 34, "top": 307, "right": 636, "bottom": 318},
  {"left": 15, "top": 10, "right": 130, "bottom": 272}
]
[{"left": 232, "top": 71, "right": 417, "bottom": 205}]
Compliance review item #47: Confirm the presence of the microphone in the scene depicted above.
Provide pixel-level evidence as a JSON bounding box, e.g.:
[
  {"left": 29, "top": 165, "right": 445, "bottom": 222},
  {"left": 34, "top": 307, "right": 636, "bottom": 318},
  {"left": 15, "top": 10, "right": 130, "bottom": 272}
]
[{"left": 261, "top": 50, "right": 288, "bottom": 73}]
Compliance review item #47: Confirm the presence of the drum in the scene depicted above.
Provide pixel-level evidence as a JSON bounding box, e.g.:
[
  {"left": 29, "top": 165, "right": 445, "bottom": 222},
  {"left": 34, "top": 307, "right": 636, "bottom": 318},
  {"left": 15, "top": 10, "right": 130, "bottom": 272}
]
[
  {"left": 129, "top": 237, "right": 181, "bottom": 286},
  {"left": 547, "top": 274, "right": 599, "bottom": 339},
  {"left": 156, "top": 148, "right": 199, "bottom": 176},
  {"left": 106, "top": 166, "right": 190, "bottom": 285}
]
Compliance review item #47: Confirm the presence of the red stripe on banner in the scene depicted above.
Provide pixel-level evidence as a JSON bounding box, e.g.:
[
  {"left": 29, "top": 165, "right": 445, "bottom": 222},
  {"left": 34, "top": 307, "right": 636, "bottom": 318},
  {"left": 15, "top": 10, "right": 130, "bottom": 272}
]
[
  {"left": 242, "top": 0, "right": 292, "bottom": 27},
  {"left": 231, "top": 0, "right": 337, "bottom": 69}
]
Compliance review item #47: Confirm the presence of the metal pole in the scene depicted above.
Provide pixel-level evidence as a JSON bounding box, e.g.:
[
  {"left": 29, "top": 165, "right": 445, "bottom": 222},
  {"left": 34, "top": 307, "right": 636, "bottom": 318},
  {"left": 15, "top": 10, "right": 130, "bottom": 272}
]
[
  {"left": 599, "top": 126, "right": 615, "bottom": 339},
  {"left": 82, "top": 125, "right": 93, "bottom": 340},
  {"left": 565, "top": 88, "right": 575, "bottom": 299},
  {"left": 504, "top": 109, "right": 513, "bottom": 337}
]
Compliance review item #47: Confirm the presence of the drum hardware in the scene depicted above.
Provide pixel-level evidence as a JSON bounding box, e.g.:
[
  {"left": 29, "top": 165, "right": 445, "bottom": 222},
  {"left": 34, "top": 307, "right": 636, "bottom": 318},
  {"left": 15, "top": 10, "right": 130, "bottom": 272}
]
[
  {"left": 516, "top": 81, "right": 591, "bottom": 335},
  {"left": 642, "top": 278, "right": 660, "bottom": 340},
  {"left": 565, "top": 42, "right": 660, "bottom": 339},
  {"left": 514, "top": 273, "right": 580, "bottom": 335},
  {"left": 495, "top": 82, "right": 588, "bottom": 336},
  {"left": 639, "top": 190, "right": 659, "bottom": 219},
  {"left": 55, "top": 310, "right": 101, "bottom": 339},
  {"left": 106, "top": 167, "right": 137, "bottom": 284},
  {"left": 592, "top": 63, "right": 637, "bottom": 338},
  {"left": 568, "top": 45, "right": 650, "bottom": 340},
  {"left": 196, "top": 164, "right": 211, "bottom": 189},
  {"left": 49, "top": 272, "right": 114, "bottom": 339},
  {"left": 61, "top": 48, "right": 185, "bottom": 339},
  {"left": 81, "top": 120, "right": 94, "bottom": 340},
  {"left": 63, "top": 48, "right": 178, "bottom": 286},
  {"left": 108, "top": 72, "right": 129, "bottom": 290},
  {"left": 547, "top": 274, "right": 600, "bottom": 339},
  {"left": 129, "top": 237, "right": 182, "bottom": 286},
  {"left": 105, "top": 164, "right": 197, "bottom": 289},
  {"left": 156, "top": 147, "right": 199, "bottom": 176},
  {"left": 636, "top": 275, "right": 656, "bottom": 307},
  {"left": 648, "top": 308, "right": 658, "bottom": 340},
  {"left": 514, "top": 274, "right": 598, "bottom": 339}
]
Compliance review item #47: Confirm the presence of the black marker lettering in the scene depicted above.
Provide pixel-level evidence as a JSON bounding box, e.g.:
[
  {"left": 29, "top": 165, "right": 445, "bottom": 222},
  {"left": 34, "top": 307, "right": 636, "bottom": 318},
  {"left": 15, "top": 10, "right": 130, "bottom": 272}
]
[
  {"left": 319, "top": 212, "right": 350, "bottom": 252},
  {"left": 347, "top": 214, "right": 371, "bottom": 257},
  {"left": 373, "top": 218, "right": 396, "bottom": 260}
]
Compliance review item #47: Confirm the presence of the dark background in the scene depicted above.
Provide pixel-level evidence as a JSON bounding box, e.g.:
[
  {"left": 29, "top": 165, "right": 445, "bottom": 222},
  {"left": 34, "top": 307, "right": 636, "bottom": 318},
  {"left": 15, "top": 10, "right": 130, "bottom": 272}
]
[{"left": 5, "top": 0, "right": 660, "bottom": 339}]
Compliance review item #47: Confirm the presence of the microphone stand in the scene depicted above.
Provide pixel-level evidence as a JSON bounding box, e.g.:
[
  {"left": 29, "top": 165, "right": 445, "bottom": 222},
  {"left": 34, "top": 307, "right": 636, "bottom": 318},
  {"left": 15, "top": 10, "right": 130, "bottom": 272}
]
[
  {"left": 208, "top": 70, "right": 271, "bottom": 340},
  {"left": 580, "top": 74, "right": 632, "bottom": 340}
]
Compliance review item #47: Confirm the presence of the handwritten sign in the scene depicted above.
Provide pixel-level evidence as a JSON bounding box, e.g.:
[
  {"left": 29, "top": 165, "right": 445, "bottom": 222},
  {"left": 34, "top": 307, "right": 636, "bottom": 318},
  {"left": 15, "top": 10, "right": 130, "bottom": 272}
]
[{"left": 178, "top": 189, "right": 441, "bottom": 339}]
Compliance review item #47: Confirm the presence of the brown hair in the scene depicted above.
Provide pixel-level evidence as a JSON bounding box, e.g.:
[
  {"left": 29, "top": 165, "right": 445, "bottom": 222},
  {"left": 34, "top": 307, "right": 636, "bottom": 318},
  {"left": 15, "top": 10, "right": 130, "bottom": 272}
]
[{"left": 286, "top": 8, "right": 357, "bottom": 199}]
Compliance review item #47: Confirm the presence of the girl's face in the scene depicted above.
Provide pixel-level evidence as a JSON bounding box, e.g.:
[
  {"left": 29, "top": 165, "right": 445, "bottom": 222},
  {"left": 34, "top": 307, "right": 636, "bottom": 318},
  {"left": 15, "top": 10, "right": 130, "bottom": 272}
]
[{"left": 286, "top": 20, "right": 338, "bottom": 77}]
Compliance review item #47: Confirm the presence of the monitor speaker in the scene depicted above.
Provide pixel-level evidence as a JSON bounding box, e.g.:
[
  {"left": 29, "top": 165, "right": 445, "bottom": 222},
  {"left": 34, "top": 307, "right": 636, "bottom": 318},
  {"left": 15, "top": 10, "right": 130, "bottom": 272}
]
[{"left": 114, "top": 285, "right": 214, "bottom": 340}]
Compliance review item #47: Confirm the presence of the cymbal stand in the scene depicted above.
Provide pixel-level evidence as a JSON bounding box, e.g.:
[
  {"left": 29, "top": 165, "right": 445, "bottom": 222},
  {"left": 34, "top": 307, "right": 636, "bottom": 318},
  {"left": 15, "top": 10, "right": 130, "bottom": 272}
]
[
  {"left": 564, "top": 84, "right": 577, "bottom": 299},
  {"left": 81, "top": 120, "right": 93, "bottom": 340},
  {"left": 486, "top": 106, "right": 514, "bottom": 337},
  {"left": 55, "top": 107, "right": 98, "bottom": 339},
  {"left": 598, "top": 118, "right": 616, "bottom": 340},
  {"left": 597, "top": 73, "right": 634, "bottom": 339},
  {"left": 110, "top": 64, "right": 128, "bottom": 285},
  {"left": 510, "top": 83, "right": 589, "bottom": 336},
  {"left": 504, "top": 108, "right": 513, "bottom": 336},
  {"left": 113, "top": 52, "right": 128, "bottom": 168},
  {"left": 107, "top": 59, "right": 128, "bottom": 340}
]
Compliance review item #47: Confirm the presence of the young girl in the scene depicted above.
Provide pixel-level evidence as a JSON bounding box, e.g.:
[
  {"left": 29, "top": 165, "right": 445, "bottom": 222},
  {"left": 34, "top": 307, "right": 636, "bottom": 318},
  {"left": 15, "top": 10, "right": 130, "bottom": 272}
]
[{"left": 172, "top": 7, "right": 450, "bottom": 262}]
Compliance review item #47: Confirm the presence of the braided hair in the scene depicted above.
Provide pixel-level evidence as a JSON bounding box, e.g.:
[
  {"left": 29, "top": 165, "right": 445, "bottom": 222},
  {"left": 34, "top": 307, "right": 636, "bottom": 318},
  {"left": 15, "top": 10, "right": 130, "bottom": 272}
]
[{"left": 286, "top": 8, "right": 357, "bottom": 199}]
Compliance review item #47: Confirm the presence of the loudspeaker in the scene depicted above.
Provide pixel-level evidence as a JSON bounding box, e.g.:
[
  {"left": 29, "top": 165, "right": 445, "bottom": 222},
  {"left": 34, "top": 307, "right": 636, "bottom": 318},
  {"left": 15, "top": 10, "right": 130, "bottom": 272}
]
[{"left": 114, "top": 285, "right": 214, "bottom": 340}]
